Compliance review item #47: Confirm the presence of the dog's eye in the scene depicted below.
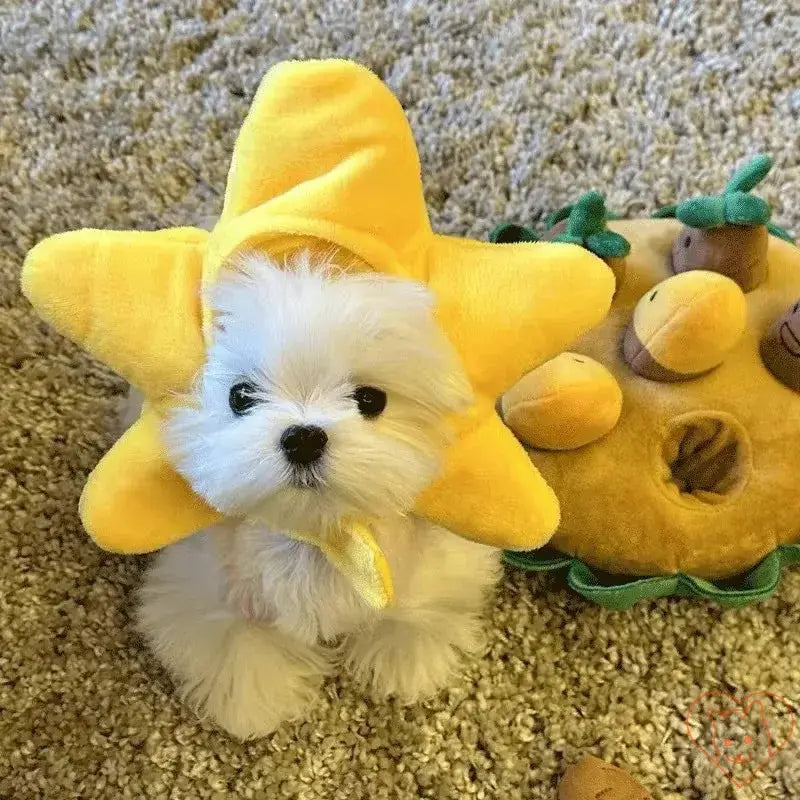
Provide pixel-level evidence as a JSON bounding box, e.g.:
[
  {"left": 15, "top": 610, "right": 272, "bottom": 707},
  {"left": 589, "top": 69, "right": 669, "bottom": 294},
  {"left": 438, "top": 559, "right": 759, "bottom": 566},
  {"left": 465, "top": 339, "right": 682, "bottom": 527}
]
[
  {"left": 229, "top": 382, "right": 260, "bottom": 416},
  {"left": 353, "top": 386, "right": 387, "bottom": 418}
]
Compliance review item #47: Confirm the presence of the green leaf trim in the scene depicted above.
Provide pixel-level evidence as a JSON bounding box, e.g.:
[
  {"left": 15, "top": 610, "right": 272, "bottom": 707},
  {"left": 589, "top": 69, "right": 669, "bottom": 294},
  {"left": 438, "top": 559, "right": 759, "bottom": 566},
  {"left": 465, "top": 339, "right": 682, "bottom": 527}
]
[
  {"left": 725, "top": 153, "right": 772, "bottom": 194},
  {"left": 585, "top": 230, "right": 630, "bottom": 259},
  {"left": 544, "top": 205, "right": 574, "bottom": 230},
  {"left": 766, "top": 222, "right": 796, "bottom": 244},
  {"left": 503, "top": 543, "right": 800, "bottom": 610},
  {"left": 545, "top": 202, "right": 623, "bottom": 230},
  {"left": 654, "top": 155, "right": 780, "bottom": 230},
  {"left": 564, "top": 191, "right": 605, "bottom": 238},
  {"left": 652, "top": 204, "right": 678, "bottom": 219},
  {"left": 489, "top": 222, "right": 539, "bottom": 244},
  {"left": 548, "top": 192, "right": 632, "bottom": 259},
  {"left": 723, "top": 191, "right": 771, "bottom": 226},
  {"left": 675, "top": 195, "right": 727, "bottom": 228}
]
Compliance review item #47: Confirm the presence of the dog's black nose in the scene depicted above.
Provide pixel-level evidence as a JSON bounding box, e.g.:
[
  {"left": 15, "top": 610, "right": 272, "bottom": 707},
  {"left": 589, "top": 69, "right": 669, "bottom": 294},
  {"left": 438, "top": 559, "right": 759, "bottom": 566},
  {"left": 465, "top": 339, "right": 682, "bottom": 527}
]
[{"left": 280, "top": 425, "right": 328, "bottom": 465}]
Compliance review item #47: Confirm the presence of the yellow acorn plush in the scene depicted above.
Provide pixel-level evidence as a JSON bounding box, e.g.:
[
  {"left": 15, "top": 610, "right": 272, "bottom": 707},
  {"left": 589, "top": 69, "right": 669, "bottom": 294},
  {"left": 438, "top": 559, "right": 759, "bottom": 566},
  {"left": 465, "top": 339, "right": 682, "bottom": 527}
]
[
  {"left": 21, "top": 59, "right": 615, "bottom": 607},
  {"left": 501, "top": 353, "right": 622, "bottom": 451},
  {"left": 499, "top": 159, "right": 800, "bottom": 608},
  {"left": 623, "top": 270, "right": 747, "bottom": 381}
]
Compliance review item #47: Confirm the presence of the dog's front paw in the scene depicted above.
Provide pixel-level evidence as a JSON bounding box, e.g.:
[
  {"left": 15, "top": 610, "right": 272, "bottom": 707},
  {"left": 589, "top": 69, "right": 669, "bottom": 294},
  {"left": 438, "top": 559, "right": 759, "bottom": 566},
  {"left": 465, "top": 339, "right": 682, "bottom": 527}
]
[
  {"left": 172, "top": 622, "right": 330, "bottom": 740},
  {"left": 344, "top": 612, "right": 483, "bottom": 702}
]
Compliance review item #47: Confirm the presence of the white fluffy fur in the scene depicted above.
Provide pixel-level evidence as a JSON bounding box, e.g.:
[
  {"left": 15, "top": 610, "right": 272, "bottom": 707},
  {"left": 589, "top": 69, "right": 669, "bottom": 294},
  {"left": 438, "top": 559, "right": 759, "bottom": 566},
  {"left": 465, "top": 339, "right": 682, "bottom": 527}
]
[{"left": 135, "top": 251, "right": 502, "bottom": 739}]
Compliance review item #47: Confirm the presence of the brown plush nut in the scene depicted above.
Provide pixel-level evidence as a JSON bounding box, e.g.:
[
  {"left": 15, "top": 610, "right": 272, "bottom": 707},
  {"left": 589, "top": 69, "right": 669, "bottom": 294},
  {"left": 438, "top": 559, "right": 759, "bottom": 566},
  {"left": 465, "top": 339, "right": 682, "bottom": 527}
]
[
  {"left": 558, "top": 756, "right": 652, "bottom": 800},
  {"left": 501, "top": 353, "right": 622, "bottom": 450},
  {"left": 624, "top": 270, "right": 747, "bottom": 382},
  {"left": 672, "top": 223, "right": 768, "bottom": 292},
  {"left": 761, "top": 299, "right": 800, "bottom": 392}
]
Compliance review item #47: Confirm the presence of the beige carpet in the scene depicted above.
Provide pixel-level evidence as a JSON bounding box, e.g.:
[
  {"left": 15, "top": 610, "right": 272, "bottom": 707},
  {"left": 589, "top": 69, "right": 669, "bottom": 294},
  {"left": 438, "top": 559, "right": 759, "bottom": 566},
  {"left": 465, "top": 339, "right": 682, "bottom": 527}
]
[{"left": 2, "top": 1, "right": 800, "bottom": 798}]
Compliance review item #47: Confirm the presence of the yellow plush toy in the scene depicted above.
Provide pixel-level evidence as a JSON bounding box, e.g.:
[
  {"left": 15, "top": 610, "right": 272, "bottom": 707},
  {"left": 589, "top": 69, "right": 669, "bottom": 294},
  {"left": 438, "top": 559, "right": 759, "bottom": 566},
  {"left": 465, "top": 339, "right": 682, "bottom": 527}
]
[
  {"left": 498, "top": 159, "right": 800, "bottom": 607},
  {"left": 22, "top": 59, "right": 614, "bottom": 607}
]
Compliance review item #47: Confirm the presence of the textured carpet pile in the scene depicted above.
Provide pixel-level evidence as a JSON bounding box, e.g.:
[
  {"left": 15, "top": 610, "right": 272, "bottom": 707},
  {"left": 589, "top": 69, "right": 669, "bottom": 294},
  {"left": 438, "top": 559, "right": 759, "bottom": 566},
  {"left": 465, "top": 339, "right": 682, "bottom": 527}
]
[{"left": 2, "top": 1, "right": 799, "bottom": 798}]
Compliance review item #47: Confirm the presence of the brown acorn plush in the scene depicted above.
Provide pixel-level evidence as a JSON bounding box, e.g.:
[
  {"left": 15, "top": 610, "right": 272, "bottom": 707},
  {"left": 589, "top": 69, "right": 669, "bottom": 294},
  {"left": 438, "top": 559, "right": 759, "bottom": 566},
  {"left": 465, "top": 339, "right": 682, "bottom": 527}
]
[
  {"left": 761, "top": 298, "right": 800, "bottom": 392},
  {"left": 622, "top": 270, "right": 747, "bottom": 382},
  {"left": 654, "top": 154, "right": 795, "bottom": 293},
  {"left": 672, "top": 223, "right": 768, "bottom": 292},
  {"left": 558, "top": 756, "right": 652, "bottom": 800}
]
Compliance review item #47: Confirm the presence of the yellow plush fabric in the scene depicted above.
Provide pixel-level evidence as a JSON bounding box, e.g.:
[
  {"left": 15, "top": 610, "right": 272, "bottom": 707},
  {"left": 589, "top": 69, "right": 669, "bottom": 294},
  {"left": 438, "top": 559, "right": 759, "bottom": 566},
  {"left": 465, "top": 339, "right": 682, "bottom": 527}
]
[
  {"left": 501, "top": 353, "right": 622, "bottom": 450},
  {"left": 22, "top": 59, "right": 614, "bottom": 606},
  {"left": 291, "top": 520, "right": 394, "bottom": 610},
  {"left": 504, "top": 219, "right": 800, "bottom": 579}
]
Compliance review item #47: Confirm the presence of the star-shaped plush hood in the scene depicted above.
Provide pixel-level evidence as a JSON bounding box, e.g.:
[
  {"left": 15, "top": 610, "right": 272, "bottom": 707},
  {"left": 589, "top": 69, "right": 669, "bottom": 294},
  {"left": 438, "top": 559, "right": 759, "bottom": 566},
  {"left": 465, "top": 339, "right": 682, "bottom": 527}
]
[{"left": 22, "top": 59, "right": 614, "bottom": 606}]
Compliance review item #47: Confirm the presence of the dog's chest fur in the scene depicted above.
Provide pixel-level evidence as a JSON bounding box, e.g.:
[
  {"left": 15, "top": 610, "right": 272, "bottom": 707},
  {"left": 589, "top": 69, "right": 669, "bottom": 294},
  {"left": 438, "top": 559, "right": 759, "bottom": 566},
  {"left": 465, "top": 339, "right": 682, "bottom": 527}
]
[{"left": 214, "top": 520, "right": 405, "bottom": 644}]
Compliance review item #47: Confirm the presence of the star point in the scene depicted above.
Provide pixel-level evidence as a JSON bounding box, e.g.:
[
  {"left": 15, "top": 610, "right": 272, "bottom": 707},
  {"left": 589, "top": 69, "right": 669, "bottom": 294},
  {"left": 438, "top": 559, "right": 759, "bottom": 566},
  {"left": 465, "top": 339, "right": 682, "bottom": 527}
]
[{"left": 22, "top": 58, "right": 614, "bottom": 579}]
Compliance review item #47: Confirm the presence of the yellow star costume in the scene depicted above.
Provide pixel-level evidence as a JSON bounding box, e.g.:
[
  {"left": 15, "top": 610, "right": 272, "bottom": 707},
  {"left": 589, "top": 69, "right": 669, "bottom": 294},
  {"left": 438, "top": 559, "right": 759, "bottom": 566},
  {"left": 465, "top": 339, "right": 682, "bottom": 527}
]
[{"left": 22, "top": 59, "right": 614, "bottom": 608}]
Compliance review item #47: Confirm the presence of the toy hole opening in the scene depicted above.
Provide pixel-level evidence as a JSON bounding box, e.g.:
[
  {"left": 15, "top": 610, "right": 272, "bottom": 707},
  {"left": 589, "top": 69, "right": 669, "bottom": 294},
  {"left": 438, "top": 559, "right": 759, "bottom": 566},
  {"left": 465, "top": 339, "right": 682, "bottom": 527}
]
[
  {"left": 493, "top": 223, "right": 533, "bottom": 244},
  {"left": 661, "top": 413, "right": 751, "bottom": 504}
]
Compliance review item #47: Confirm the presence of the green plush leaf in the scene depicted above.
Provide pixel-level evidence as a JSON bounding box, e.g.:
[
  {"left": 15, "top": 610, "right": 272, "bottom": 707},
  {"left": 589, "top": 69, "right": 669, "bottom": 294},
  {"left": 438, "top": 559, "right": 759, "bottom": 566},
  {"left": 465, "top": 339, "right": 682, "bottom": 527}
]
[
  {"left": 566, "top": 191, "right": 606, "bottom": 239},
  {"left": 725, "top": 153, "right": 773, "bottom": 194},
  {"left": 489, "top": 222, "right": 538, "bottom": 244},
  {"left": 654, "top": 154, "right": 778, "bottom": 230},
  {"left": 585, "top": 230, "right": 631, "bottom": 259},
  {"left": 724, "top": 191, "right": 771, "bottom": 226},
  {"left": 568, "top": 563, "right": 679, "bottom": 610},
  {"left": 766, "top": 221, "right": 796, "bottom": 244},
  {"left": 546, "top": 196, "right": 622, "bottom": 231},
  {"left": 551, "top": 231, "right": 585, "bottom": 246},
  {"left": 676, "top": 195, "right": 727, "bottom": 228},
  {"left": 779, "top": 545, "right": 800, "bottom": 569},
  {"left": 503, "top": 543, "right": 800, "bottom": 609},
  {"left": 544, "top": 204, "right": 573, "bottom": 230},
  {"left": 676, "top": 575, "right": 765, "bottom": 608},
  {"left": 652, "top": 204, "right": 678, "bottom": 219},
  {"left": 504, "top": 546, "right": 572, "bottom": 572}
]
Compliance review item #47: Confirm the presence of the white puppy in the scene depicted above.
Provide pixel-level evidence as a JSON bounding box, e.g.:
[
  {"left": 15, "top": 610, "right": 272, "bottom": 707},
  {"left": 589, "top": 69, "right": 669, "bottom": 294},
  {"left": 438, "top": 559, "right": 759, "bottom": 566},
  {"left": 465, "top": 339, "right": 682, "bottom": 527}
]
[{"left": 135, "top": 251, "right": 502, "bottom": 739}]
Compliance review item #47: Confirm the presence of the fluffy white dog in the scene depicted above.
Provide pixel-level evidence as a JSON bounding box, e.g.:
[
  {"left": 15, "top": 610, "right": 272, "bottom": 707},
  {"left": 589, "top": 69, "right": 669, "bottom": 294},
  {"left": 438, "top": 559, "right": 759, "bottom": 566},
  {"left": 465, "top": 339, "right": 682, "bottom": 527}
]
[{"left": 134, "top": 251, "right": 502, "bottom": 739}]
